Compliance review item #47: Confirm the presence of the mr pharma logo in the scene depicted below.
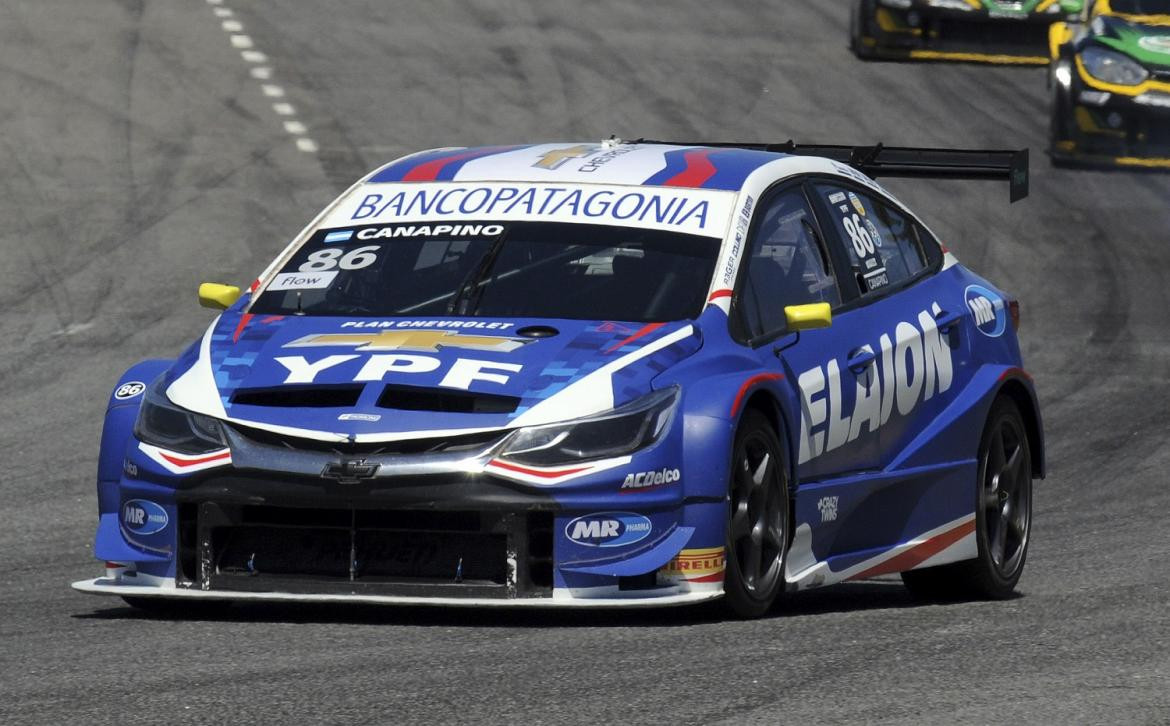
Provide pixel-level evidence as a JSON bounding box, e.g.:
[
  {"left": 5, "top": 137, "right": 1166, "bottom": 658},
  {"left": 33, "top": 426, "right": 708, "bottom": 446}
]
[
  {"left": 121, "top": 500, "right": 169, "bottom": 536},
  {"left": 965, "top": 285, "right": 1006, "bottom": 338},
  {"left": 565, "top": 512, "right": 652, "bottom": 547}
]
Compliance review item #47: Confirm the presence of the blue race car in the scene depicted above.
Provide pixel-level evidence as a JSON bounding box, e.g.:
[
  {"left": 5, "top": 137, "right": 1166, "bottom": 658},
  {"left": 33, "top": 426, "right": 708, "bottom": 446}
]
[{"left": 73, "top": 140, "right": 1042, "bottom": 618}]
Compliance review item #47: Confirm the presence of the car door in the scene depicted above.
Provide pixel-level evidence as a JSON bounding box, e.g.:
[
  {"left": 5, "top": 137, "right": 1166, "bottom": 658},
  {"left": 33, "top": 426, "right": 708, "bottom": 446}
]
[
  {"left": 731, "top": 184, "right": 881, "bottom": 483},
  {"left": 807, "top": 180, "right": 977, "bottom": 553}
]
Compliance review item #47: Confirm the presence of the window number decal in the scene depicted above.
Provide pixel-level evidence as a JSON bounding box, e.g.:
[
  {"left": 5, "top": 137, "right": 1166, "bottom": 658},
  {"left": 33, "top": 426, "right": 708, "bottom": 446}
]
[
  {"left": 299, "top": 246, "right": 380, "bottom": 273},
  {"left": 843, "top": 214, "right": 875, "bottom": 258}
]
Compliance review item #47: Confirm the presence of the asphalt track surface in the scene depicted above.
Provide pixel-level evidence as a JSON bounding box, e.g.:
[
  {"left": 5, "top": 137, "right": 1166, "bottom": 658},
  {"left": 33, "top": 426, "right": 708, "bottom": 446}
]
[{"left": 1, "top": 1, "right": 1168, "bottom": 723}]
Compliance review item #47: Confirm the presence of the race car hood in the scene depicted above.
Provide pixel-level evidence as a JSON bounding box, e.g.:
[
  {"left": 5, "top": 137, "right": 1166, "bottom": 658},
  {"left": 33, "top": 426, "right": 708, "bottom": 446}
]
[
  {"left": 1092, "top": 15, "right": 1170, "bottom": 67},
  {"left": 163, "top": 306, "right": 702, "bottom": 442}
]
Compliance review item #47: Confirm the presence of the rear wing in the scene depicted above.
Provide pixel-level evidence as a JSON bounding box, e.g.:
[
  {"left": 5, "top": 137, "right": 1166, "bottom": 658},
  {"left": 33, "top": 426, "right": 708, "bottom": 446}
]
[{"left": 634, "top": 140, "right": 1029, "bottom": 203}]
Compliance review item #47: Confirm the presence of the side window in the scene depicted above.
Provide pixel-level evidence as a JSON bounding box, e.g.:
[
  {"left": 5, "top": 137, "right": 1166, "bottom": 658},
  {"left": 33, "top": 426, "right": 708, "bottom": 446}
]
[
  {"left": 815, "top": 184, "right": 928, "bottom": 296},
  {"left": 737, "top": 189, "right": 840, "bottom": 339}
]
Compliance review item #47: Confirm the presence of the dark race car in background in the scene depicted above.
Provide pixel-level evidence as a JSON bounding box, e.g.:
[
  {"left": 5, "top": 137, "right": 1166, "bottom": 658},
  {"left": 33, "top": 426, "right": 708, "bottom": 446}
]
[
  {"left": 1049, "top": 0, "right": 1170, "bottom": 167},
  {"left": 853, "top": 0, "right": 1086, "bottom": 64}
]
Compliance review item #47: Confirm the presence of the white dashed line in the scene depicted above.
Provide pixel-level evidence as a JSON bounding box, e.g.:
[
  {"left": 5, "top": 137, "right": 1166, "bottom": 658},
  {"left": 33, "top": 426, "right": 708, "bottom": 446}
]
[{"left": 207, "top": 5, "right": 318, "bottom": 153}]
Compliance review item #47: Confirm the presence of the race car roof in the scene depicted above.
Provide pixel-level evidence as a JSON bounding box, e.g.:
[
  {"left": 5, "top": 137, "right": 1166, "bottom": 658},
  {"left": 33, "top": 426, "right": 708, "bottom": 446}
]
[{"left": 366, "top": 142, "right": 789, "bottom": 191}]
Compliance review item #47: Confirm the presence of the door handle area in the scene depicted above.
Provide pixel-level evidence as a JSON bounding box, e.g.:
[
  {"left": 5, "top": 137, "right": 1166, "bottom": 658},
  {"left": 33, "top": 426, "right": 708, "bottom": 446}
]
[
  {"left": 846, "top": 347, "right": 876, "bottom": 374},
  {"left": 935, "top": 309, "right": 963, "bottom": 332}
]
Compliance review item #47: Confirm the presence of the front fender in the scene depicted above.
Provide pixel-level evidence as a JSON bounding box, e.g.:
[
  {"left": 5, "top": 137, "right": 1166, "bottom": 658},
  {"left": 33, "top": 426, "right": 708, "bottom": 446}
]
[{"left": 96, "top": 360, "right": 173, "bottom": 516}]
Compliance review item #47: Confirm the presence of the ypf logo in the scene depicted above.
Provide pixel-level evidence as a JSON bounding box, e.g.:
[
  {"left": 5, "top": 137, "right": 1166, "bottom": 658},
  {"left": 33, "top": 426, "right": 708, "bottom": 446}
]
[
  {"left": 965, "top": 284, "right": 1006, "bottom": 338},
  {"left": 121, "top": 499, "right": 169, "bottom": 536},
  {"left": 565, "top": 512, "right": 652, "bottom": 547}
]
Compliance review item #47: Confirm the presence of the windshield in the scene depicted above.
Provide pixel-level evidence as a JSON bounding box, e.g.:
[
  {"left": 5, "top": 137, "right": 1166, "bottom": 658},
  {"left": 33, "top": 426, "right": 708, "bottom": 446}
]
[
  {"left": 1109, "top": 1, "right": 1170, "bottom": 14},
  {"left": 250, "top": 221, "right": 720, "bottom": 322}
]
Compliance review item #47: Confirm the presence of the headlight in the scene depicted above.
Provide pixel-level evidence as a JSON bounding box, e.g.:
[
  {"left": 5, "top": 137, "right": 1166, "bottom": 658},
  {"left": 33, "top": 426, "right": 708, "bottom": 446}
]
[
  {"left": 1081, "top": 45, "right": 1148, "bottom": 86},
  {"left": 133, "top": 376, "right": 227, "bottom": 454},
  {"left": 498, "top": 387, "right": 679, "bottom": 467}
]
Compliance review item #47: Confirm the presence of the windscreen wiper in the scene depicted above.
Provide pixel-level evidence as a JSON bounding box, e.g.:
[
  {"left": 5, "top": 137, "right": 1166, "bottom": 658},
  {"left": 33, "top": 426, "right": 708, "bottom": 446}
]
[{"left": 446, "top": 233, "right": 508, "bottom": 315}]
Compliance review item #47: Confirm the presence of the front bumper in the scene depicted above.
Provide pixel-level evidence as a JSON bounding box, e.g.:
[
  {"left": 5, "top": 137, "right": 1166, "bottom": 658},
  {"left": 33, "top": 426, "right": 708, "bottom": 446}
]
[
  {"left": 860, "top": 1, "right": 1071, "bottom": 64},
  {"left": 78, "top": 422, "right": 729, "bottom": 608},
  {"left": 1054, "top": 76, "right": 1170, "bottom": 167}
]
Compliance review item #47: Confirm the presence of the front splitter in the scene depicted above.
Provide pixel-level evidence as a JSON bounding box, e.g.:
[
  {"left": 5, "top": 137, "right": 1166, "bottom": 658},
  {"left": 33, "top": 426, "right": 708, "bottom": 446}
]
[{"left": 72, "top": 578, "right": 722, "bottom": 609}]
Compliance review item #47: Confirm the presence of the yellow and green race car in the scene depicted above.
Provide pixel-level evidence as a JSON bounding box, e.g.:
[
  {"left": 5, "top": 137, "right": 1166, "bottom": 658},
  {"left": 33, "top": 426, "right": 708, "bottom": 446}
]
[
  {"left": 1049, "top": 1, "right": 1170, "bottom": 167},
  {"left": 851, "top": 0, "right": 1086, "bottom": 64}
]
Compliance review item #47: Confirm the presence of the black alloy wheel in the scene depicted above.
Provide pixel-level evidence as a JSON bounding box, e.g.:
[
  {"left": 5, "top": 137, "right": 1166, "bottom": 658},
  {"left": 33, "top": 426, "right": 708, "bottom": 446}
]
[
  {"left": 724, "top": 409, "right": 789, "bottom": 618},
  {"left": 903, "top": 397, "right": 1033, "bottom": 600}
]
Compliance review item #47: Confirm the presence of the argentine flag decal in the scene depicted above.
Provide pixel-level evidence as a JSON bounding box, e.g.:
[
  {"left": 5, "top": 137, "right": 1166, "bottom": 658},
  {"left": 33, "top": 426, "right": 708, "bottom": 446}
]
[{"left": 323, "top": 230, "right": 354, "bottom": 244}]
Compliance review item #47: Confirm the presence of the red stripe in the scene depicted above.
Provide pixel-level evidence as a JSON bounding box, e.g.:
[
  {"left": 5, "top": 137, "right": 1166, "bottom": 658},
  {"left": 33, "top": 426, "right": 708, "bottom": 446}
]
[
  {"left": 259, "top": 315, "right": 285, "bottom": 325},
  {"left": 707, "top": 288, "right": 732, "bottom": 302},
  {"left": 729, "top": 373, "right": 784, "bottom": 417},
  {"left": 663, "top": 150, "right": 717, "bottom": 188},
  {"left": 687, "top": 571, "right": 725, "bottom": 583},
  {"left": 232, "top": 313, "right": 254, "bottom": 342},
  {"left": 402, "top": 148, "right": 503, "bottom": 182},
  {"left": 603, "top": 322, "right": 665, "bottom": 354},
  {"left": 488, "top": 459, "right": 590, "bottom": 479},
  {"left": 850, "top": 518, "right": 976, "bottom": 580},
  {"left": 159, "top": 450, "right": 231, "bottom": 468},
  {"left": 249, "top": 278, "right": 260, "bottom": 292},
  {"left": 998, "top": 366, "right": 1032, "bottom": 382}
]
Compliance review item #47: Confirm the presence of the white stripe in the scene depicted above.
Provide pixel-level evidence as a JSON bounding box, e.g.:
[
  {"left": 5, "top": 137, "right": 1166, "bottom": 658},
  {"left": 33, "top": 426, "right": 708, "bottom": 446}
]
[
  {"left": 261, "top": 84, "right": 284, "bottom": 98},
  {"left": 283, "top": 120, "right": 307, "bottom": 135},
  {"left": 295, "top": 138, "right": 319, "bottom": 153},
  {"left": 510, "top": 325, "right": 695, "bottom": 428},
  {"left": 221, "top": 19, "right": 243, "bottom": 32},
  {"left": 240, "top": 50, "right": 268, "bottom": 63},
  {"left": 272, "top": 101, "right": 295, "bottom": 115},
  {"left": 229, "top": 34, "right": 253, "bottom": 49}
]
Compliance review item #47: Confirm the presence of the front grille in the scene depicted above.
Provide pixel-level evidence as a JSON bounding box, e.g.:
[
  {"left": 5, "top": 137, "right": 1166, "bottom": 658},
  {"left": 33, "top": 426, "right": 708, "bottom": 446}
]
[
  {"left": 933, "top": 18, "right": 1049, "bottom": 48},
  {"left": 178, "top": 503, "right": 553, "bottom": 598},
  {"left": 226, "top": 422, "right": 505, "bottom": 456}
]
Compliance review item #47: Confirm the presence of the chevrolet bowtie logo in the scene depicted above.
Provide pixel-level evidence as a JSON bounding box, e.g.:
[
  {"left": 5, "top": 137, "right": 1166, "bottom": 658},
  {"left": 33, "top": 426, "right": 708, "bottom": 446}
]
[
  {"left": 285, "top": 330, "right": 531, "bottom": 353},
  {"left": 532, "top": 144, "right": 599, "bottom": 170}
]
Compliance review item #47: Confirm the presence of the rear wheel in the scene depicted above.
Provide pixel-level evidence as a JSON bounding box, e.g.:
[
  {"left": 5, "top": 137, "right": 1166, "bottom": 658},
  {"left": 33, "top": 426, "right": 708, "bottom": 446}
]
[
  {"left": 723, "top": 410, "right": 790, "bottom": 619},
  {"left": 902, "top": 397, "right": 1032, "bottom": 600}
]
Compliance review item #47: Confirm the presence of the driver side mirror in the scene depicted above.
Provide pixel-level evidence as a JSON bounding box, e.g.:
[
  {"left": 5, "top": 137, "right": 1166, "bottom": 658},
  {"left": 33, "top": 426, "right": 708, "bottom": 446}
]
[
  {"left": 198, "top": 282, "right": 242, "bottom": 310},
  {"left": 785, "top": 302, "right": 832, "bottom": 332}
]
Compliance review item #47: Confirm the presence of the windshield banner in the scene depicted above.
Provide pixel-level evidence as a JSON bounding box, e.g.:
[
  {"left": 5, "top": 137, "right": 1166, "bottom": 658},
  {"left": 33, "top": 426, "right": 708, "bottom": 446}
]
[{"left": 321, "top": 182, "right": 735, "bottom": 238}]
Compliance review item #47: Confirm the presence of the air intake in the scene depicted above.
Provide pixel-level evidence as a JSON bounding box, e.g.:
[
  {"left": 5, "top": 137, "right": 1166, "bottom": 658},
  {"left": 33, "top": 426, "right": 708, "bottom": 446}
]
[
  {"left": 231, "top": 385, "right": 364, "bottom": 408},
  {"left": 377, "top": 384, "right": 519, "bottom": 414}
]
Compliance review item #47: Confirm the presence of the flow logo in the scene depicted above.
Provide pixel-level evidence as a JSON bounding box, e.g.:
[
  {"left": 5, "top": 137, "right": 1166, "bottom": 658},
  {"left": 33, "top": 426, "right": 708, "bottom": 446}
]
[{"left": 565, "top": 512, "right": 652, "bottom": 547}]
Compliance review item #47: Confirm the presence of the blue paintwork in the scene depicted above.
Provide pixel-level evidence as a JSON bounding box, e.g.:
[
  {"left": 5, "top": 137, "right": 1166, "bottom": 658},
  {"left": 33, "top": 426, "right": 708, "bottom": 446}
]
[{"left": 87, "top": 151, "right": 1043, "bottom": 601}]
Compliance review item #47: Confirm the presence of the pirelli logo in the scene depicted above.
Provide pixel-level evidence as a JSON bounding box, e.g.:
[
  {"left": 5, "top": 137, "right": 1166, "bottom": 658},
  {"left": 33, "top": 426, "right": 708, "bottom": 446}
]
[{"left": 661, "top": 546, "right": 726, "bottom": 583}]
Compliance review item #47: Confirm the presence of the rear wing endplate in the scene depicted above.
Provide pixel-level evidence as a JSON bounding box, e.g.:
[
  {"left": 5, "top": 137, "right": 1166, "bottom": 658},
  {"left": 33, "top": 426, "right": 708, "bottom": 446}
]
[{"left": 635, "top": 140, "right": 1029, "bottom": 203}]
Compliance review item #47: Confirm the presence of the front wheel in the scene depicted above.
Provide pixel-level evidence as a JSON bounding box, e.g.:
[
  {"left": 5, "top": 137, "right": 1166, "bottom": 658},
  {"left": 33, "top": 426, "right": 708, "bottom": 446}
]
[
  {"left": 723, "top": 410, "right": 790, "bottom": 618},
  {"left": 902, "top": 397, "right": 1032, "bottom": 600},
  {"left": 850, "top": 0, "right": 879, "bottom": 60}
]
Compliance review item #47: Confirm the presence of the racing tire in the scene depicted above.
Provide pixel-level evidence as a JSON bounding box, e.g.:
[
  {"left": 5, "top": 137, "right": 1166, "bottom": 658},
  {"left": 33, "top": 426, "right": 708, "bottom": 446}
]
[
  {"left": 723, "top": 409, "right": 790, "bottom": 619},
  {"left": 902, "top": 397, "right": 1032, "bottom": 600},
  {"left": 1048, "top": 65, "right": 1077, "bottom": 167},
  {"left": 850, "top": 0, "right": 880, "bottom": 60}
]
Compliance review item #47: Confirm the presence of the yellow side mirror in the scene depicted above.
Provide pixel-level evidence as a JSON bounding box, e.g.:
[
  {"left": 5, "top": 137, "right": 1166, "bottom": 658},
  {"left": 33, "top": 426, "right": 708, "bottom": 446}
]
[
  {"left": 1048, "top": 21, "right": 1072, "bottom": 60},
  {"left": 785, "top": 302, "right": 832, "bottom": 332},
  {"left": 198, "top": 283, "right": 242, "bottom": 310}
]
